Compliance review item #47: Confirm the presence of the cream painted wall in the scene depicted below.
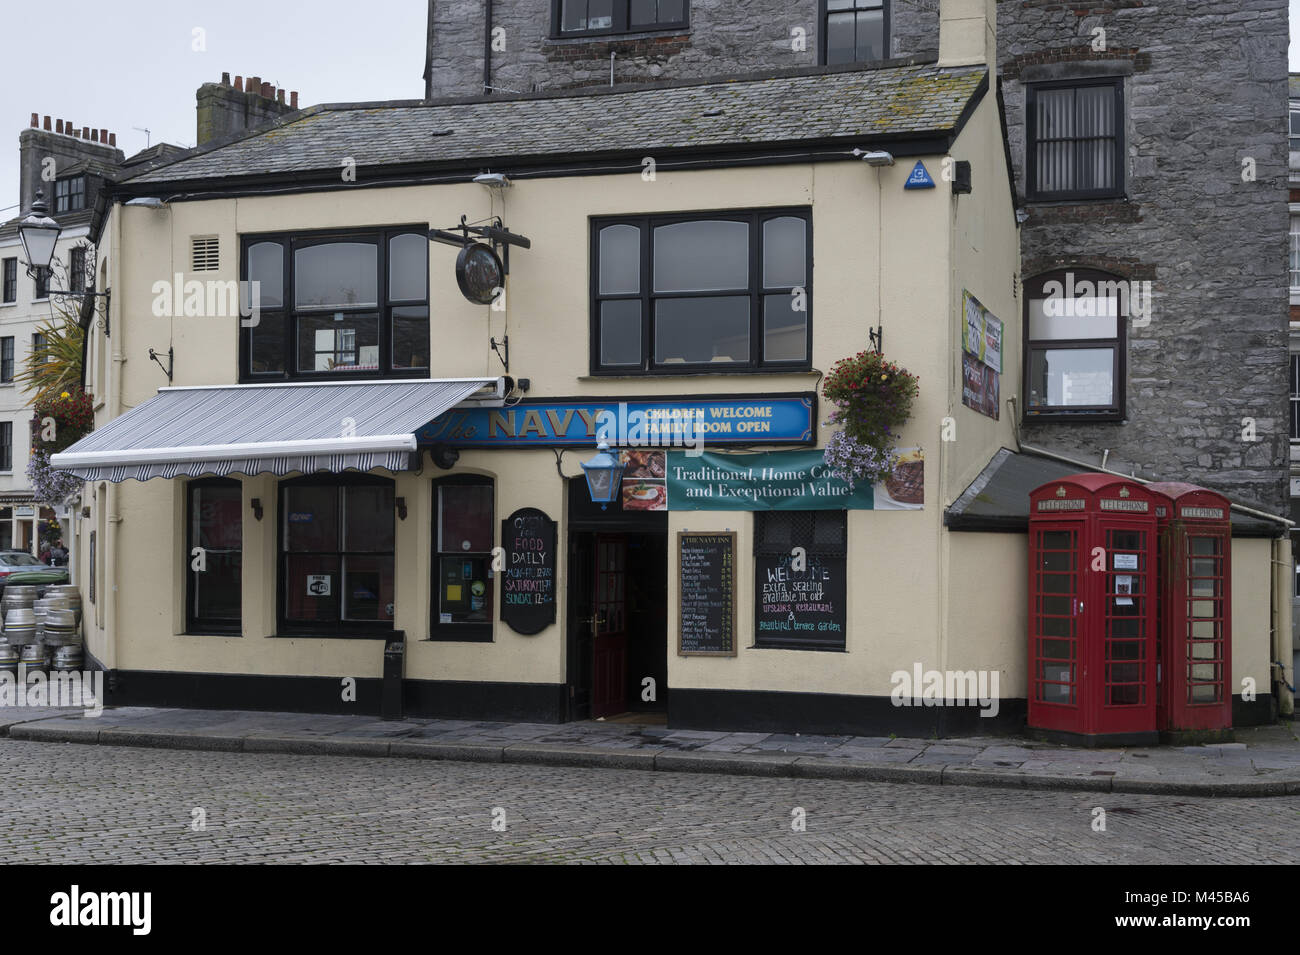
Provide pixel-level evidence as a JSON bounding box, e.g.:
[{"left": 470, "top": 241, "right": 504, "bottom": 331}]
[
  {"left": 75, "top": 99, "right": 1024, "bottom": 693},
  {"left": 1232, "top": 538, "right": 1273, "bottom": 698}
]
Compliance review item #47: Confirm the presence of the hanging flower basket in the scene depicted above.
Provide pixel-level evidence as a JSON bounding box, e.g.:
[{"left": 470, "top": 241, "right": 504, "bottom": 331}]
[
  {"left": 821, "top": 350, "right": 919, "bottom": 489},
  {"left": 27, "top": 389, "right": 94, "bottom": 506}
]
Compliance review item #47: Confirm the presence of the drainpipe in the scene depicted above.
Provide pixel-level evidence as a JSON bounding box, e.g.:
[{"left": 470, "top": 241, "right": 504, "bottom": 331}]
[
  {"left": 104, "top": 201, "right": 125, "bottom": 675},
  {"left": 610, "top": 51, "right": 615, "bottom": 87},
  {"left": 483, "top": 0, "right": 493, "bottom": 94}
]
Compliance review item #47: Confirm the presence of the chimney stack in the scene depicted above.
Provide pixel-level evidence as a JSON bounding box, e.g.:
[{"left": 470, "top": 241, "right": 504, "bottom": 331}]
[
  {"left": 938, "top": 0, "right": 997, "bottom": 72},
  {"left": 195, "top": 72, "right": 303, "bottom": 146}
]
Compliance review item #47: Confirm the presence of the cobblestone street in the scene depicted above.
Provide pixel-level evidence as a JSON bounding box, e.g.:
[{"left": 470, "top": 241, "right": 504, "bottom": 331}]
[{"left": 2, "top": 739, "right": 1296, "bottom": 864}]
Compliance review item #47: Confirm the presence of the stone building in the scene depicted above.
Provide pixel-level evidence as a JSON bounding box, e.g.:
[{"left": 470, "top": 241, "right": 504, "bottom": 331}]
[{"left": 426, "top": 0, "right": 1291, "bottom": 517}]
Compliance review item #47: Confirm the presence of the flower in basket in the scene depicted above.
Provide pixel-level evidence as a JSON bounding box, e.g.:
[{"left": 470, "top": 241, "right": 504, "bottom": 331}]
[{"left": 821, "top": 350, "right": 919, "bottom": 489}]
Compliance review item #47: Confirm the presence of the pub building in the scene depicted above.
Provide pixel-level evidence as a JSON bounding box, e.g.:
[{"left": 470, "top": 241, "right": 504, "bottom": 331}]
[{"left": 40, "top": 5, "right": 1287, "bottom": 739}]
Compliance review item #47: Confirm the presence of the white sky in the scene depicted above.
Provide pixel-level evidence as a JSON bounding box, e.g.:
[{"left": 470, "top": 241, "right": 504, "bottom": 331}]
[
  {"left": 1, "top": 0, "right": 428, "bottom": 218},
  {"left": 2, "top": 0, "right": 1299, "bottom": 216}
]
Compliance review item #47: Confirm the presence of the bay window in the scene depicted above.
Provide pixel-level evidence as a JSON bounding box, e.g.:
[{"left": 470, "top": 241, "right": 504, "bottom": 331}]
[
  {"left": 591, "top": 209, "right": 811, "bottom": 374},
  {"left": 240, "top": 227, "right": 429, "bottom": 380}
]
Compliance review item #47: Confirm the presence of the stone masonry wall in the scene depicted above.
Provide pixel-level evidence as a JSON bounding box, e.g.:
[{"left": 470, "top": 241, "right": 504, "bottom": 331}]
[
  {"left": 426, "top": 0, "right": 940, "bottom": 97},
  {"left": 425, "top": 0, "right": 1290, "bottom": 515},
  {"left": 1000, "top": 0, "right": 1291, "bottom": 513}
]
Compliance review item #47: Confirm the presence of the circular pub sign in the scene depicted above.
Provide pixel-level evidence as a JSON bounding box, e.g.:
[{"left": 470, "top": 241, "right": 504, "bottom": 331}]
[{"left": 455, "top": 242, "right": 505, "bottom": 305}]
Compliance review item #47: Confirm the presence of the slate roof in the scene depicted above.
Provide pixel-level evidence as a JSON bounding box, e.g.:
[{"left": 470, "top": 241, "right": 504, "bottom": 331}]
[
  {"left": 125, "top": 62, "right": 987, "bottom": 186},
  {"left": 946, "top": 448, "right": 1284, "bottom": 537}
]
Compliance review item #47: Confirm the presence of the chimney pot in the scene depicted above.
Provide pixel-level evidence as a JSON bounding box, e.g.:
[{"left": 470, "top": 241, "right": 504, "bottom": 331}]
[
  {"left": 261, "top": 82, "right": 272, "bottom": 99},
  {"left": 277, "top": 88, "right": 285, "bottom": 105},
  {"left": 91, "top": 129, "right": 99, "bottom": 142},
  {"left": 43, "top": 116, "right": 52, "bottom": 131},
  {"left": 291, "top": 91, "right": 299, "bottom": 109},
  {"left": 55, "top": 119, "right": 63, "bottom": 134},
  {"left": 30, "top": 113, "right": 38, "bottom": 128},
  {"left": 234, "top": 75, "right": 243, "bottom": 91},
  {"left": 222, "top": 71, "right": 231, "bottom": 85},
  {"left": 82, "top": 126, "right": 90, "bottom": 139},
  {"left": 109, "top": 132, "right": 116, "bottom": 147}
]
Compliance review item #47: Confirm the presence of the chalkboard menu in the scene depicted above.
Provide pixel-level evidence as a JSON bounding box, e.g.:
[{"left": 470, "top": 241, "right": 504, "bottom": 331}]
[
  {"left": 754, "top": 551, "right": 847, "bottom": 648},
  {"left": 678, "top": 532, "right": 736, "bottom": 657},
  {"left": 500, "top": 507, "right": 557, "bottom": 636}
]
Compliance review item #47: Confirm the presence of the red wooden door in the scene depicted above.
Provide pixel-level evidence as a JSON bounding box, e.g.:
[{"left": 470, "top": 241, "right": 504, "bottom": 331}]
[{"left": 591, "top": 535, "right": 628, "bottom": 718}]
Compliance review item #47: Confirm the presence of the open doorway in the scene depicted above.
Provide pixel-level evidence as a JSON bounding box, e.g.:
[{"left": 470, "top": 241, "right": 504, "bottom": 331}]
[{"left": 566, "top": 478, "right": 668, "bottom": 722}]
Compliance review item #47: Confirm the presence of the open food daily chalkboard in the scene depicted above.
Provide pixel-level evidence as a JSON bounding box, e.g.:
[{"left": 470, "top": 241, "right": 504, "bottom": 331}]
[
  {"left": 678, "top": 532, "right": 736, "bottom": 657},
  {"left": 500, "top": 507, "right": 557, "bottom": 636}
]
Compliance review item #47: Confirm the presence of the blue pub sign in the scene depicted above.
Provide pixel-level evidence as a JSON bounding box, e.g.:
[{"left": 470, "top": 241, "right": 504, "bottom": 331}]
[{"left": 417, "top": 394, "right": 817, "bottom": 448}]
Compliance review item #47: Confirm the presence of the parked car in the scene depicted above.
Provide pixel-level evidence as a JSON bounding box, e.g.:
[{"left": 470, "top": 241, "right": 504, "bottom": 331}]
[{"left": 0, "top": 552, "right": 69, "bottom": 598}]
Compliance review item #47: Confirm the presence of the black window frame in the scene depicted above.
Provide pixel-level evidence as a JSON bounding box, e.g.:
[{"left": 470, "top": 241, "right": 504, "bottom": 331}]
[
  {"left": 277, "top": 473, "right": 396, "bottom": 638},
  {"left": 1, "top": 338, "right": 14, "bottom": 383},
  {"left": 1, "top": 259, "right": 15, "bottom": 303},
  {"left": 819, "top": 0, "right": 891, "bottom": 66},
  {"left": 186, "top": 477, "right": 243, "bottom": 635},
  {"left": 238, "top": 225, "right": 430, "bottom": 383},
  {"left": 68, "top": 246, "right": 86, "bottom": 294},
  {"left": 430, "top": 474, "right": 496, "bottom": 642},
  {"left": 1022, "top": 269, "right": 1128, "bottom": 422},
  {"left": 552, "top": 0, "right": 689, "bottom": 38},
  {"left": 1290, "top": 107, "right": 1300, "bottom": 152},
  {"left": 1290, "top": 353, "right": 1300, "bottom": 443},
  {"left": 0, "top": 422, "right": 10, "bottom": 472},
  {"left": 1025, "top": 77, "right": 1126, "bottom": 202},
  {"left": 753, "top": 510, "right": 847, "bottom": 651},
  {"left": 54, "top": 176, "right": 85, "bottom": 214},
  {"left": 589, "top": 207, "right": 813, "bottom": 376}
]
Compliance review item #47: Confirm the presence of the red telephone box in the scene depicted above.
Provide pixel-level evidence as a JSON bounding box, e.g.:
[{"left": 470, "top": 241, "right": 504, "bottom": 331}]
[
  {"left": 1147, "top": 483, "right": 1233, "bottom": 737},
  {"left": 1028, "top": 475, "right": 1159, "bottom": 745}
]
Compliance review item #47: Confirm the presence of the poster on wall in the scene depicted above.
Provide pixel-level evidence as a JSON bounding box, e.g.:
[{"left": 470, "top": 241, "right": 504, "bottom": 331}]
[
  {"left": 962, "top": 290, "right": 1002, "bottom": 419},
  {"left": 620, "top": 450, "right": 667, "bottom": 511}
]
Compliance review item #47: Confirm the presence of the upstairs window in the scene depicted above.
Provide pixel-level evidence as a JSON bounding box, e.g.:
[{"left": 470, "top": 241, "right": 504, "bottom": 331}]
[
  {"left": 823, "top": 0, "right": 889, "bottom": 65},
  {"left": 1291, "top": 215, "right": 1300, "bottom": 289},
  {"left": 69, "top": 247, "right": 86, "bottom": 294},
  {"left": 1024, "top": 269, "right": 1127, "bottom": 420},
  {"left": 1291, "top": 354, "right": 1300, "bottom": 442},
  {"left": 554, "top": 0, "right": 687, "bottom": 37},
  {"left": 1, "top": 338, "right": 13, "bottom": 382},
  {"left": 54, "top": 176, "right": 85, "bottom": 214},
  {"left": 591, "top": 209, "right": 811, "bottom": 374},
  {"left": 240, "top": 228, "right": 429, "bottom": 381},
  {"left": 1291, "top": 108, "right": 1300, "bottom": 151},
  {"left": 2, "top": 259, "right": 15, "bottom": 303},
  {"left": 1026, "top": 79, "right": 1125, "bottom": 201}
]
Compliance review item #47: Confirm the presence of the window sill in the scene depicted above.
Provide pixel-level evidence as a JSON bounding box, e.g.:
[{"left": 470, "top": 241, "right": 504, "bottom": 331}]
[
  {"left": 582, "top": 368, "right": 820, "bottom": 380},
  {"left": 751, "top": 642, "right": 847, "bottom": 652},
  {"left": 1023, "top": 411, "right": 1125, "bottom": 424},
  {"left": 1023, "top": 195, "right": 1129, "bottom": 207},
  {"left": 184, "top": 630, "right": 242, "bottom": 637},
  {"left": 547, "top": 28, "right": 689, "bottom": 44},
  {"left": 0, "top": 302, "right": 15, "bottom": 308},
  {"left": 274, "top": 629, "right": 395, "bottom": 640}
]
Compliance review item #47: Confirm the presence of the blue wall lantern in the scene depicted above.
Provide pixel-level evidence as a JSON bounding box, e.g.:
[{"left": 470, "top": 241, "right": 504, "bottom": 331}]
[{"left": 580, "top": 441, "right": 626, "bottom": 510}]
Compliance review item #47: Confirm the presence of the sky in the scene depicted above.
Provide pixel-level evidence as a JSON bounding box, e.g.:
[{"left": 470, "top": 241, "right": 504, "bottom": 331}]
[
  {"left": 2, "top": 0, "right": 1299, "bottom": 216},
  {"left": 1, "top": 0, "right": 428, "bottom": 219}
]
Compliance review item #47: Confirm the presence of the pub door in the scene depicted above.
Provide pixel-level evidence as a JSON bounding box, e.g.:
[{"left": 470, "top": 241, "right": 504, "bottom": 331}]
[{"left": 591, "top": 535, "right": 628, "bottom": 718}]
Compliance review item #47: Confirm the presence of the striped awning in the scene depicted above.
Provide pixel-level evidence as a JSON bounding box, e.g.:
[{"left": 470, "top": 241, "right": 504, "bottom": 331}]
[{"left": 50, "top": 378, "right": 500, "bottom": 482}]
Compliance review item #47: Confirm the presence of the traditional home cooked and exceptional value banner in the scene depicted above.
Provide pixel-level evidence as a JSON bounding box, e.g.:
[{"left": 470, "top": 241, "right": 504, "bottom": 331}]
[{"left": 621, "top": 449, "right": 924, "bottom": 511}]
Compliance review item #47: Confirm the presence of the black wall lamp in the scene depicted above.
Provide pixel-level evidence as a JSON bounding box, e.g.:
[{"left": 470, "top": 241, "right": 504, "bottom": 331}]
[
  {"left": 251, "top": 498, "right": 263, "bottom": 521},
  {"left": 396, "top": 497, "right": 408, "bottom": 521}
]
